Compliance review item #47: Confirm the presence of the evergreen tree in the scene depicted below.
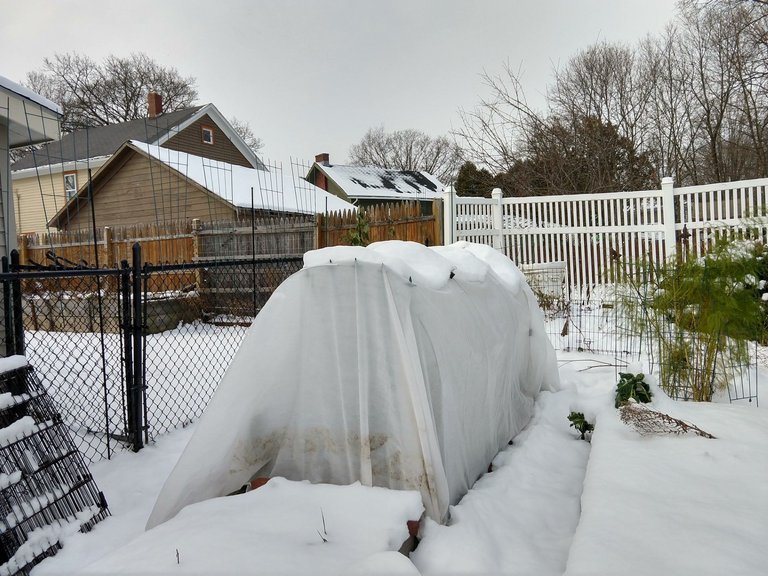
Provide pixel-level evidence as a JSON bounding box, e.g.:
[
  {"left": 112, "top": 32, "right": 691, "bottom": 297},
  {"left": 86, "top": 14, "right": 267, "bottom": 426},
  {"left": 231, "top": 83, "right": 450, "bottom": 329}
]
[{"left": 454, "top": 161, "right": 496, "bottom": 197}]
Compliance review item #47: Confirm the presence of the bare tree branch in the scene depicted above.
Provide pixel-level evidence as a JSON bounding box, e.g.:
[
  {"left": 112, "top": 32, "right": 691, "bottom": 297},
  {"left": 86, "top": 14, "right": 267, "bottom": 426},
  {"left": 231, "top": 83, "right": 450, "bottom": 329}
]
[
  {"left": 25, "top": 52, "right": 199, "bottom": 132},
  {"left": 349, "top": 126, "right": 462, "bottom": 183}
]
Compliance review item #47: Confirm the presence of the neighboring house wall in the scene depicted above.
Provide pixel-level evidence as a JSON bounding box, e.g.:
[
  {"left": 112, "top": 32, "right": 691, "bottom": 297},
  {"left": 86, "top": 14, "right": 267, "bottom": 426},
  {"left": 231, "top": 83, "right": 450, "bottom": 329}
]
[
  {"left": 324, "top": 179, "right": 350, "bottom": 202},
  {"left": 58, "top": 150, "right": 234, "bottom": 230},
  {"left": 163, "top": 114, "right": 251, "bottom": 168},
  {"left": 14, "top": 168, "right": 92, "bottom": 233}
]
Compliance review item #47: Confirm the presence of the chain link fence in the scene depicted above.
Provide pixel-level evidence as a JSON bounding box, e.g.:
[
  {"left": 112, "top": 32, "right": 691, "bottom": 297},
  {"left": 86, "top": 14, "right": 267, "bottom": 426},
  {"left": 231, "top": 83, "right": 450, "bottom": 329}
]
[
  {"left": 140, "top": 258, "right": 302, "bottom": 440},
  {"left": 0, "top": 251, "right": 303, "bottom": 463},
  {"left": 2, "top": 266, "right": 129, "bottom": 463}
]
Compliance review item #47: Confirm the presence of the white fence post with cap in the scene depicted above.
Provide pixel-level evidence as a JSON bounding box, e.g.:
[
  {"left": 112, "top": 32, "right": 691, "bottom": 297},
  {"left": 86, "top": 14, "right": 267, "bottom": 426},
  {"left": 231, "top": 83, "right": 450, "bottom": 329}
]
[
  {"left": 661, "top": 176, "right": 676, "bottom": 259},
  {"left": 491, "top": 187, "right": 503, "bottom": 251},
  {"left": 443, "top": 186, "right": 455, "bottom": 246}
]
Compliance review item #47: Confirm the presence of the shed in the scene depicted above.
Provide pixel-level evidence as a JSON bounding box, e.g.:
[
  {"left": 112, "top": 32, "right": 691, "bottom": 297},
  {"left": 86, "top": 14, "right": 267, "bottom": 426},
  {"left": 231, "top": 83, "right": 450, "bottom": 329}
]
[{"left": 306, "top": 153, "right": 443, "bottom": 213}]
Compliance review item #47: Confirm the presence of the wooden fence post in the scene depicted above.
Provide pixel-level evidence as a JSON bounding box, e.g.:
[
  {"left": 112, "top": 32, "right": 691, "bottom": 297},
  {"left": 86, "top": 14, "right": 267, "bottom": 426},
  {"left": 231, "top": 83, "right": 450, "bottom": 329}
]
[
  {"left": 661, "top": 177, "right": 676, "bottom": 260},
  {"left": 191, "top": 219, "right": 203, "bottom": 290},
  {"left": 432, "top": 199, "right": 442, "bottom": 246},
  {"left": 103, "top": 226, "right": 115, "bottom": 268},
  {"left": 315, "top": 214, "right": 323, "bottom": 249},
  {"left": 18, "top": 235, "right": 29, "bottom": 266},
  {"left": 442, "top": 187, "right": 455, "bottom": 246}
]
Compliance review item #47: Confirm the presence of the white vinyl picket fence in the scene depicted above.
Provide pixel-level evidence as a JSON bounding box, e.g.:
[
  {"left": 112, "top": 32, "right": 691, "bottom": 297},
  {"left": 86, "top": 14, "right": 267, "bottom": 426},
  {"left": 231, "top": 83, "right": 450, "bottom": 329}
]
[{"left": 445, "top": 177, "right": 768, "bottom": 294}]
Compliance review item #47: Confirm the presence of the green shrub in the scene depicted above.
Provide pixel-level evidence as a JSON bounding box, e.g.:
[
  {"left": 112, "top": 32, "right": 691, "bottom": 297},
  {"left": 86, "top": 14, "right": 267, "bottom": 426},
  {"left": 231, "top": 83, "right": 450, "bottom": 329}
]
[
  {"left": 618, "top": 237, "right": 765, "bottom": 401},
  {"left": 615, "top": 372, "right": 652, "bottom": 408},
  {"left": 347, "top": 209, "right": 370, "bottom": 246}
]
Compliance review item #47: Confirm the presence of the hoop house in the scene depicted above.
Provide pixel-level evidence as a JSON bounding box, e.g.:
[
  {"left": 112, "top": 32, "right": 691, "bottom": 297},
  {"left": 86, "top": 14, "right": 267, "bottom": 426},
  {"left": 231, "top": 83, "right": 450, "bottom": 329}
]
[{"left": 148, "top": 241, "right": 558, "bottom": 527}]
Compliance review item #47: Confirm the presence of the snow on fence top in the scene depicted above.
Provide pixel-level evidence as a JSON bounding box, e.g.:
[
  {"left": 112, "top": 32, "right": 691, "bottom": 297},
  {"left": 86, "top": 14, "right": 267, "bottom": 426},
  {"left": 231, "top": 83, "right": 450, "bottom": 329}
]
[{"left": 147, "top": 241, "right": 559, "bottom": 527}]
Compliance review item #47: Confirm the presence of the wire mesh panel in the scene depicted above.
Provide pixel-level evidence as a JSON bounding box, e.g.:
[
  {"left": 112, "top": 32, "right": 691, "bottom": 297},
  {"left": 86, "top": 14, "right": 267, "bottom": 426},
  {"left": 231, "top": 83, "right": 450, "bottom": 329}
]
[
  {"left": 544, "top": 297, "right": 645, "bottom": 358},
  {"left": 140, "top": 257, "right": 304, "bottom": 441},
  {"left": 0, "top": 365, "right": 109, "bottom": 576},
  {"left": 651, "top": 318, "right": 758, "bottom": 404}
]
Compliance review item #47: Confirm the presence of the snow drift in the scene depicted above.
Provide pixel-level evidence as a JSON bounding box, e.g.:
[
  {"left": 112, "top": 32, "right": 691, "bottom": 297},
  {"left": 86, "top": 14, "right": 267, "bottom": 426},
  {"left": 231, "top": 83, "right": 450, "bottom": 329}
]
[{"left": 147, "top": 241, "right": 559, "bottom": 528}]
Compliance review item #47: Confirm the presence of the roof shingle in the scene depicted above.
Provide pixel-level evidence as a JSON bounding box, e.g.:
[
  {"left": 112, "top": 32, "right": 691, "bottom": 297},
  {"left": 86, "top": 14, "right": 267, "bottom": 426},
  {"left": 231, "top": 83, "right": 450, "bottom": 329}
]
[{"left": 11, "top": 107, "right": 202, "bottom": 171}]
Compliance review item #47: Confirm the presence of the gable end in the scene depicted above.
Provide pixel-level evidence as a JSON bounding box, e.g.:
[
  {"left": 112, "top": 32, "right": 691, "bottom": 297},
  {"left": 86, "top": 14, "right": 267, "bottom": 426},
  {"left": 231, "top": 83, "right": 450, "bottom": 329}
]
[{"left": 163, "top": 114, "right": 251, "bottom": 168}]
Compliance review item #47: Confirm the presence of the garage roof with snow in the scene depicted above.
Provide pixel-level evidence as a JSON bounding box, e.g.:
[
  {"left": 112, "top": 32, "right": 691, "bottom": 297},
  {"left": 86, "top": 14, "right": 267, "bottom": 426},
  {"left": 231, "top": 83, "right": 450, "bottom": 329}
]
[{"left": 311, "top": 162, "right": 444, "bottom": 201}]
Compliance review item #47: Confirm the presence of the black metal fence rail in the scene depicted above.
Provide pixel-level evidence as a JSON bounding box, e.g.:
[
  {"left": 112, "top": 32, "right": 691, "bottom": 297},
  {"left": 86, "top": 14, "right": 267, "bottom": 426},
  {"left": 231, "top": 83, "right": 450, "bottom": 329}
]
[{"left": 0, "top": 245, "right": 304, "bottom": 463}]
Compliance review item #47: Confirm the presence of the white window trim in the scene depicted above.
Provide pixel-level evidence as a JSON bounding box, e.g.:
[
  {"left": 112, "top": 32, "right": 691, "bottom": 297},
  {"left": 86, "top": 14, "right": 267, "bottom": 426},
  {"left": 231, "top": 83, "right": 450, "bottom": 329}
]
[
  {"left": 201, "top": 126, "right": 214, "bottom": 145},
  {"left": 64, "top": 172, "right": 78, "bottom": 199}
]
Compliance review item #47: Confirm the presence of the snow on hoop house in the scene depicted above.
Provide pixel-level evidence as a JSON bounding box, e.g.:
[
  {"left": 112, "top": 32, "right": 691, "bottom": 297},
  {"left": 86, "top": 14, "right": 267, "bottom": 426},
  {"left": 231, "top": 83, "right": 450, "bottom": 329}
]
[{"left": 147, "top": 241, "right": 559, "bottom": 528}]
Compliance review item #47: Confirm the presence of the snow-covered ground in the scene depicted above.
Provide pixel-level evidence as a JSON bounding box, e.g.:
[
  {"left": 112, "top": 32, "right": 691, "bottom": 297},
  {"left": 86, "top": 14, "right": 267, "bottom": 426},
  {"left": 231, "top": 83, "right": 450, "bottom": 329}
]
[{"left": 29, "top": 350, "right": 767, "bottom": 575}]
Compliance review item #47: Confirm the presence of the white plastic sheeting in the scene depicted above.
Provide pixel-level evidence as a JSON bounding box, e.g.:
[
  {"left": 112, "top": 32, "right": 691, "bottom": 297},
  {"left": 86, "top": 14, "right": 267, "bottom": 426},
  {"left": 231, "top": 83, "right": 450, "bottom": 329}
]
[{"left": 147, "top": 241, "right": 559, "bottom": 528}]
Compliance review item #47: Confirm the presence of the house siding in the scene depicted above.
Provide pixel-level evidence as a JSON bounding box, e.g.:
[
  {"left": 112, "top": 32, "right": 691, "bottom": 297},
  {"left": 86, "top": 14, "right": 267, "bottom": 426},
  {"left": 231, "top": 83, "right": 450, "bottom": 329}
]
[
  {"left": 163, "top": 114, "right": 251, "bottom": 167},
  {"left": 14, "top": 168, "right": 92, "bottom": 234},
  {"left": 58, "top": 150, "right": 234, "bottom": 231}
]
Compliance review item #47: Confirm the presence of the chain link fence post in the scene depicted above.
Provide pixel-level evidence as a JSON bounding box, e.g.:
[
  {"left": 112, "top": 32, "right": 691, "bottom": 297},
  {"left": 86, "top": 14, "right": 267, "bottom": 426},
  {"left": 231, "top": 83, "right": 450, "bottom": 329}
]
[
  {"left": 130, "top": 243, "right": 144, "bottom": 452},
  {"left": 10, "top": 250, "right": 24, "bottom": 355}
]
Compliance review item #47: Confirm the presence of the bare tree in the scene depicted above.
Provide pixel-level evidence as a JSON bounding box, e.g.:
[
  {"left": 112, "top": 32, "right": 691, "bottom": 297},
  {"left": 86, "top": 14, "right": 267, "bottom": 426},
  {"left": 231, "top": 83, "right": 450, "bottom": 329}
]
[
  {"left": 455, "top": 62, "right": 655, "bottom": 195},
  {"left": 229, "top": 117, "right": 264, "bottom": 155},
  {"left": 549, "top": 41, "right": 655, "bottom": 152},
  {"left": 641, "top": 26, "right": 703, "bottom": 185},
  {"left": 454, "top": 62, "right": 545, "bottom": 176},
  {"left": 349, "top": 126, "right": 462, "bottom": 183},
  {"left": 25, "top": 52, "right": 198, "bottom": 132},
  {"left": 726, "top": 0, "right": 768, "bottom": 176},
  {"left": 458, "top": 1, "right": 768, "bottom": 190}
]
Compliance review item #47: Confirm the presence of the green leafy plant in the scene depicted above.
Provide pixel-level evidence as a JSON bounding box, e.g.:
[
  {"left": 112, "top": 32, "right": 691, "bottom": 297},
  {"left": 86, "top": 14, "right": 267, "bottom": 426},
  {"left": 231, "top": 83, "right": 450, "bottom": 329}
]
[
  {"left": 567, "top": 411, "right": 594, "bottom": 440},
  {"left": 617, "top": 237, "right": 765, "bottom": 401},
  {"left": 615, "top": 372, "right": 652, "bottom": 408},
  {"left": 347, "top": 209, "right": 370, "bottom": 246}
]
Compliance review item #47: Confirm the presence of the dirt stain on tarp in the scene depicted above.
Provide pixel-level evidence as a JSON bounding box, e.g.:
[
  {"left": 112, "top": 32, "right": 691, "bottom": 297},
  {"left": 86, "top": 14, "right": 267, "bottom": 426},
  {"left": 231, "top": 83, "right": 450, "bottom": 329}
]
[{"left": 231, "top": 427, "right": 430, "bottom": 494}]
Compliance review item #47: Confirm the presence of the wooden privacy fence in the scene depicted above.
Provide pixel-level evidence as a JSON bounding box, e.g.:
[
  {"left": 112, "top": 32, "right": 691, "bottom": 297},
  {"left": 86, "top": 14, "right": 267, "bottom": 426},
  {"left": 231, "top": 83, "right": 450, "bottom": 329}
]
[
  {"left": 446, "top": 176, "right": 768, "bottom": 294},
  {"left": 17, "top": 200, "right": 441, "bottom": 269},
  {"left": 316, "top": 200, "right": 441, "bottom": 248}
]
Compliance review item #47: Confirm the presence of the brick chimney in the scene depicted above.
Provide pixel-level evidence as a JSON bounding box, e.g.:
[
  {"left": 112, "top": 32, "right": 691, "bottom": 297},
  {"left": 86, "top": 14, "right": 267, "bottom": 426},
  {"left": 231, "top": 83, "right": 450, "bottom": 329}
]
[
  {"left": 148, "top": 92, "right": 163, "bottom": 118},
  {"left": 314, "top": 153, "right": 330, "bottom": 190}
]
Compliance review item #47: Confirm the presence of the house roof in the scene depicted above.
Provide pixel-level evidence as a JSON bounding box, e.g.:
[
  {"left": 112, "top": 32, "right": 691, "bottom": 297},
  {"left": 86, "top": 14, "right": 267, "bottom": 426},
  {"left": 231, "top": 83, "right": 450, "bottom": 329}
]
[
  {"left": 0, "top": 75, "right": 61, "bottom": 147},
  {"left": 11, "top": 107, "right": 200, "bottom": 170},
  {"left": 48, "top": 141, "right": 355, "bottom": 228},
  {"left": 11, "top": 103, "right": 265, "bottom": 171},
  {"left": 311, "top": 163, "right": 444, "bottom": 201}
]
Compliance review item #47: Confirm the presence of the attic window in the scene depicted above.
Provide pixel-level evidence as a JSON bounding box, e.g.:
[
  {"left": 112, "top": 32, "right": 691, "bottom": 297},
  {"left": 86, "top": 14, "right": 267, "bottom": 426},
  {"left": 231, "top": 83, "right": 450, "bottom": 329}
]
[
  {"left": 64, "top": 172, "right": 77, "bottom": 199},
  {"left": 201, "top": 126, "right": 214, "bottom": 145}
]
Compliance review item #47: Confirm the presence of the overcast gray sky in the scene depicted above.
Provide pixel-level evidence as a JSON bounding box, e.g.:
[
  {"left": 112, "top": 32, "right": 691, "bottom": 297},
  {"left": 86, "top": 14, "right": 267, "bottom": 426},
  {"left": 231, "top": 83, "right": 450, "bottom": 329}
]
[{"left": 1, "top": 0, "right": 678, "bottom": 166}]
